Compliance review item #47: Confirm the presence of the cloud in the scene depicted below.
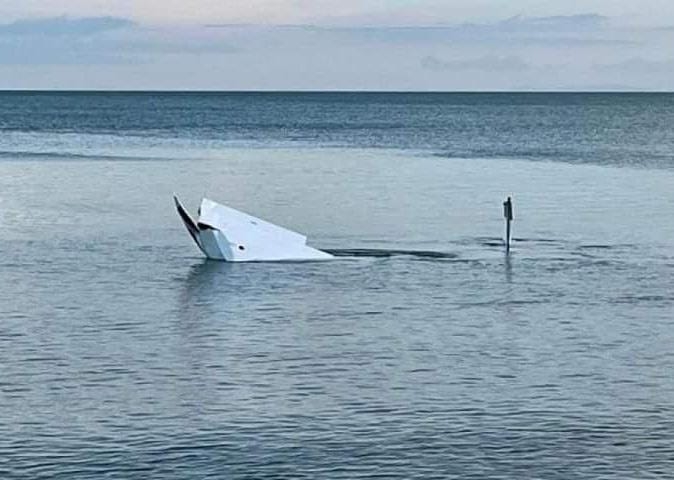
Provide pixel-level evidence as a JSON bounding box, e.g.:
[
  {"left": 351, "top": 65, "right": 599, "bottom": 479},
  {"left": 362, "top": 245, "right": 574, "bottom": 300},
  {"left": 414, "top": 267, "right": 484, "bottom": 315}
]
[
  {"left": 595, "top": 57, "right": 674, "bottom": 74},
  {"left": 496, "top": 14, "right": 608, "bottom": 32},
  {"left": 119, "top": 26, "right": 242, "bottom": 55},
  {"left": 0, "top": 17, "right": 241, "bottom": 65},
  {"left": 122, "top": 39, "right": 240, "bottom": 55},
  {"left": 0, "top": 16, "right": 135, "bottom": 36},
  {"left": 0, "top": 16, "right": 137, "bottom": 65},
  {"left": 0, "top": 13, "right": 669, "bottom": 90},
  {"left": 201, "top": 14, "right": 628, "bottom": 48},
  {"left": 0, "top": 38, "right": 134, "bottom": 65},
  {"left": 421, "top": 55, "right": 529, "bottom": 72}
]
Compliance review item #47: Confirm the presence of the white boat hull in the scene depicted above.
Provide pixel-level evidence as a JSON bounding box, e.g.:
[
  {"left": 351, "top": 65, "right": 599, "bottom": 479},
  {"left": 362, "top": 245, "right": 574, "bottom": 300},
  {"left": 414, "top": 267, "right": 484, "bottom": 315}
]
[{"left": 174, "top": 196, "right": 333, "bottom": 262}]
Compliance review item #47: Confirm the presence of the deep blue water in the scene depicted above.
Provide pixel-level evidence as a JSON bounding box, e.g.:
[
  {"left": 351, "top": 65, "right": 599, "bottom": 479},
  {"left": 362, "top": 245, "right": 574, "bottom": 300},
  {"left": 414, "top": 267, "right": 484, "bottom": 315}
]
[
  {"left": 1, "top": 91, "right": 674, "bottom": 168},
  {"left": 0, "top": 92, "right": 673, "bottom": 479}
]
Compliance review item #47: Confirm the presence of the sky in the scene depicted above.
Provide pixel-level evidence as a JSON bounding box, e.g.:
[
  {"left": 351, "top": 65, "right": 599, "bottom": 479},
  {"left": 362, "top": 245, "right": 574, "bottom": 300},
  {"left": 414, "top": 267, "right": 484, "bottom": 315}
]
[{"left": 1, "top": 1, "right": 674, "bottom": 90}]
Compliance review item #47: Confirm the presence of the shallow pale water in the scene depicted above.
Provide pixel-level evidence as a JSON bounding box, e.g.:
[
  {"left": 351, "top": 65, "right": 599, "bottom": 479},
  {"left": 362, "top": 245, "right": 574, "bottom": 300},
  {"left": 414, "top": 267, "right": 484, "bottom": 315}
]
[{"left": 1, "top": 93, "right": 673, "bottom": 479}]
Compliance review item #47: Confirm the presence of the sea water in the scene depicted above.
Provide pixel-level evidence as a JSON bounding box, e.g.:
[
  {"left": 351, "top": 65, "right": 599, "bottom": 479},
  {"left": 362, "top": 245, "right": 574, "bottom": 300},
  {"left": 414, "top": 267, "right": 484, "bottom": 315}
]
[{"left": 0, "top": 92, "right": 673, "bottom": 478}]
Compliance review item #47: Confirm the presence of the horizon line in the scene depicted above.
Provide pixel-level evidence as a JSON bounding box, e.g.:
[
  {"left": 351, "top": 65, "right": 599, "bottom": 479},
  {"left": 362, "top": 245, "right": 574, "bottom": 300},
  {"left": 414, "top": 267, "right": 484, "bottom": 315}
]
[{"left": 0, "top": 89, "right": 672, "bottom": 94}]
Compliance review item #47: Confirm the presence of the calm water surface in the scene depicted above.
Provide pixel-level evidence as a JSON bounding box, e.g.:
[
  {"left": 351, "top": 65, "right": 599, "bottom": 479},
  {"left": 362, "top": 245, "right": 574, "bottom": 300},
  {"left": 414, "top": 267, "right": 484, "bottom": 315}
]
[{"left": 0, "top": 93, "right": 673, "bottom": 479}]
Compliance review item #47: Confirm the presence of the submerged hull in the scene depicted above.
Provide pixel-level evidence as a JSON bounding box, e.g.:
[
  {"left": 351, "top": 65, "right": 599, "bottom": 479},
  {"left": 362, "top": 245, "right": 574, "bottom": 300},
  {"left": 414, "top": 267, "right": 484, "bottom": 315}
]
[{"left": 174, "top": 196, "right": 333, "bottom": 262}]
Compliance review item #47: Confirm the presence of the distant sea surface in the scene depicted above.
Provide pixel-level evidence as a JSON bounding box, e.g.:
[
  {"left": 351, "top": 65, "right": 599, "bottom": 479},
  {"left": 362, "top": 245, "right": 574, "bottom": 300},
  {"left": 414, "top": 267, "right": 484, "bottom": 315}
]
[{"left": 1, "top": 92, "right": 673, "bottom": 479}]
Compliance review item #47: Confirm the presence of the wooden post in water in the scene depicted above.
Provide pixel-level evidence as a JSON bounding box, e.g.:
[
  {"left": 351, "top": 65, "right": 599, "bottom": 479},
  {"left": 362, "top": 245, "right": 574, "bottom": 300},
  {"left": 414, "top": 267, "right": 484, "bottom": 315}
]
[{"left": 503, "top": 196, "right": 514, "bottom": 253}]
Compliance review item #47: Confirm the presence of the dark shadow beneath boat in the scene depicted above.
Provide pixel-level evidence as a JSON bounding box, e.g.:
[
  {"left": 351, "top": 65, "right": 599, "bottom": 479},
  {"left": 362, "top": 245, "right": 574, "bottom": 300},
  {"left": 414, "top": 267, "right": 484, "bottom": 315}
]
[{"left": 324, "top": 248, "right": 458, "bottom": 259}]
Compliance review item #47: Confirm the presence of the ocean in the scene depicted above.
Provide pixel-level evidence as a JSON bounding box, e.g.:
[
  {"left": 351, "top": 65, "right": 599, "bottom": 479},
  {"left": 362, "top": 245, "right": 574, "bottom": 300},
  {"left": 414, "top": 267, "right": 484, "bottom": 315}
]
[{"left": 1, "top": 92, "right": 673, "bottom": 478}]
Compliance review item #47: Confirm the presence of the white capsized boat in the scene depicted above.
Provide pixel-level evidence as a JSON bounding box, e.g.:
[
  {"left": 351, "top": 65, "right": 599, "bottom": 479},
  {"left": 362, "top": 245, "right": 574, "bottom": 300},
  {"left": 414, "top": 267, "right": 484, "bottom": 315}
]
[{"left": 174, "top": 196, "right": 333, "bottom": 262}]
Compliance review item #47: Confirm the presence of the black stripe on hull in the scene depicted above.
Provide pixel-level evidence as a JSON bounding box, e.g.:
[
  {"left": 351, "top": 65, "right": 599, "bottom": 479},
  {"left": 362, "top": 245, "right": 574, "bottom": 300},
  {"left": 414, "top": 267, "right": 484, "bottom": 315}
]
[{"left": 174, "top": 196, "right": 206, "bottom": 255}]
